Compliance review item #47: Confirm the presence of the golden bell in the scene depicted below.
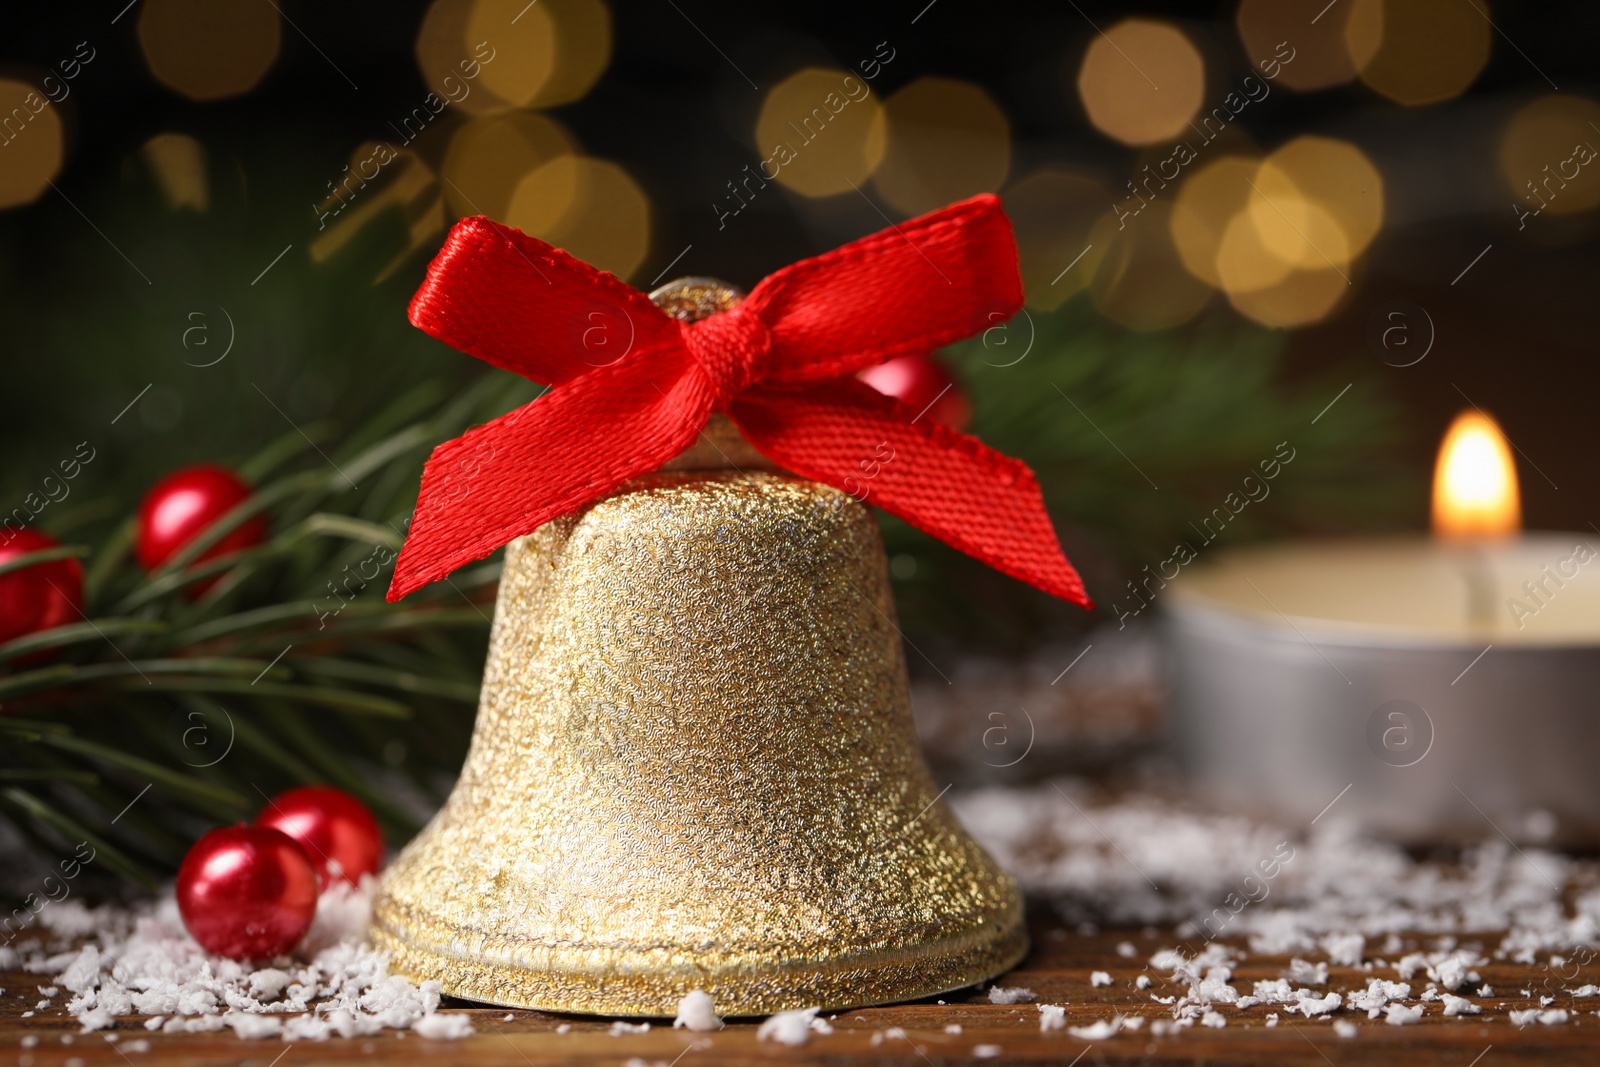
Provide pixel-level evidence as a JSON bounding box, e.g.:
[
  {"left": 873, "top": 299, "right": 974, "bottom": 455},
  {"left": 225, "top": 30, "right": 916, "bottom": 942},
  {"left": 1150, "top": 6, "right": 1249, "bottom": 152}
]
[{"left": 370, "top": 280, "right": 1025, "bottom": 1016}]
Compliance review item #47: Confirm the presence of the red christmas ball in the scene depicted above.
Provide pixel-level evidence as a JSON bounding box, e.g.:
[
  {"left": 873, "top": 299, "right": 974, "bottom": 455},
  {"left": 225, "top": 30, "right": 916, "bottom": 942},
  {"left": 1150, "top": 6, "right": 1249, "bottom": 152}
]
[
  {"left": 256, "top": 786, "right": 385, "bottom": 887},
  {"left": 0, "top": 528, "right": 83, "bottom": 647},
  {"left": 176, "top": 825, "right": 319, "bottom": 960},
  {"left": 135, "top": 465, "right": 268, "bottom": 586},
  {"left": 857, "top": 353, "right": 972, "bottom": 431}
]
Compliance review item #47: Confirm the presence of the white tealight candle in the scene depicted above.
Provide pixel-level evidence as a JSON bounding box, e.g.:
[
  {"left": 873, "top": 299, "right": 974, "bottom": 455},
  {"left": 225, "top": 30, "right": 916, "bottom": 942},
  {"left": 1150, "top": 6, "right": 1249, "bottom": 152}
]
[{"left": 1167, "top": 411, "right": 1600, "bottom": 843}]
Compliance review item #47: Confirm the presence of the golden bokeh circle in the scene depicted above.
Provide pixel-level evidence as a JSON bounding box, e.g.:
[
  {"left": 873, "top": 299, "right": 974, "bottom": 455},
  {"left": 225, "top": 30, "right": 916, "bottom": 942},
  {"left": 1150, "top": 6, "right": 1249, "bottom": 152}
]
[
  {"left": 1246, "top": 181, "right": 1353, "bottom": 271},
  {"left": 505, "top": 155, "right": 583, "bottom": 238},
  {"left": 1236, "top": 0, "right": 1359, "bottom": 92},
  {"left": 753, "top": 67, "right": 886, "bottom": 198},
  {"left": 1088, "top": 202, "right": 1214, "bottom": 331},
  {"left": 1003, "top": 168, "right": 1110, "bottom": 309},
  {"left": 522, "top": 0, "right": 612, "bottom": 107},
  {"left": 137, "top": 0, "right": 282, "bottom": 101},
  {"left": 1343, "top": 0, "right": 1386, "bottom": 72},
  {"left": 1252, "top": 136, "right": 1384, "bottom": 265},
  {"left": 1227, "top": 265, "right": 1350, "bottom": 328},
  {"left": 417, "top": 0, "right": 487, "bottom": 111},
  {"left": 532, "top": 157, "right": 650, "bottom": 281},
  {"left": 1215, "top": 209, "right": 1294, "bottom": 293},
  {"left": 1170, "top": 155, "right": 1260, "bottom": 287},
  {"left": 0, "top": 79, "right": 63, "bottom": 209},
  {"left": 1499, "top": 94, "right": 1600, "bottom": 217},
  {"left": 873, "top": 77, "right": 1010, "bottom": 216},
  {"left": 418, "top": 0, "right": 611, "bottom": 114},
  {"left": 1349, "top": 0, "right": 1491, "bottom": 106},
  {"left": 441, "top": 111, "right": 576, "bottom": 221},
  {"left": 468, "top": 0, "right": 559, "bottom": 108},
  {"left": 1077, "top": 19, "right": 1205, "bottom": 146}
]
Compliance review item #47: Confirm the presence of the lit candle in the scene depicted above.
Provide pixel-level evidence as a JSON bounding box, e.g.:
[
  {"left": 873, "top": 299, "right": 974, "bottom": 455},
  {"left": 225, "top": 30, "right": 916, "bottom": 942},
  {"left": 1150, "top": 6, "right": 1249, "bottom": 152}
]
[
  {"left": 1434, "top": 411, "right": 1520, "bottom": 631},
  {"left": 1166, "top": 410, "right": 1600, "bottom": 843}
]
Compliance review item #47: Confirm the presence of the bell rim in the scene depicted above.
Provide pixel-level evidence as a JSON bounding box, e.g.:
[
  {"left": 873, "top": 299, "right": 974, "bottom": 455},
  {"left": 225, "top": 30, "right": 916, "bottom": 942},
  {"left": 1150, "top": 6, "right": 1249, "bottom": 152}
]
[{"left": 369, "top": 891, "right": 1028, "bottom": 1016}]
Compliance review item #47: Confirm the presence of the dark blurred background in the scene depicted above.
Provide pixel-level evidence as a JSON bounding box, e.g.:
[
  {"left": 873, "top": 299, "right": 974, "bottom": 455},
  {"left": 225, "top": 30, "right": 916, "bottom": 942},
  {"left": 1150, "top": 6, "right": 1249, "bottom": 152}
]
[{"left": 2, "top": 0, "right": 1596, "bottom": 647}]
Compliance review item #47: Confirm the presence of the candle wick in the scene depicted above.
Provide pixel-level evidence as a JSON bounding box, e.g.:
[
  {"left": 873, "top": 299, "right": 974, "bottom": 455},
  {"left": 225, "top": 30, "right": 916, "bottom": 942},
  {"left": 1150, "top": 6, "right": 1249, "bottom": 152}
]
[{"left": 1451, "top": 543, "right": 1497, "bottom": 632}]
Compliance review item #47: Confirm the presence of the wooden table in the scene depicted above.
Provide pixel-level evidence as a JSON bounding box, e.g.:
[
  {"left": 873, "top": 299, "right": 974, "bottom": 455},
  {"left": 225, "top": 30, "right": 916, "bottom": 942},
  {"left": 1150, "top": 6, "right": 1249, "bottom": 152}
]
[{"left": 6, "top": 908, "right": 1596, "bottom": 1066}]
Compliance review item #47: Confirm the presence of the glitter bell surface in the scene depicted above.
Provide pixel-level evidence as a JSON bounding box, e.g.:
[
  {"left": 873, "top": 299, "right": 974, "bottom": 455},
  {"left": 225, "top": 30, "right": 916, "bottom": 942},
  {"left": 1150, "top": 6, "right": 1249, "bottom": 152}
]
[{"left": 370, "top": 280, "right": 1026, "bottom": 1016}]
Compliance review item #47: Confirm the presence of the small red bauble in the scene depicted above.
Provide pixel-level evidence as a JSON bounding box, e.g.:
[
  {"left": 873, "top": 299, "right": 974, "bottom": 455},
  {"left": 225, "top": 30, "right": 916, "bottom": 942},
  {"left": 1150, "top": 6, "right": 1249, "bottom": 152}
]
[
  {"left": 176, "top": 825, "right": 319, "bottom": 960},
  {"left": 857, "top": 352, "right": 972, "bottom": 431},
  {"left": 135, "top": 465, "right": 268, "bottom": 586},
  {"left": 0, "top": 528, "right": 83, "bottom": 647},
  {"left": 256, "top": 786, "right": 385, "bottom": 887}
]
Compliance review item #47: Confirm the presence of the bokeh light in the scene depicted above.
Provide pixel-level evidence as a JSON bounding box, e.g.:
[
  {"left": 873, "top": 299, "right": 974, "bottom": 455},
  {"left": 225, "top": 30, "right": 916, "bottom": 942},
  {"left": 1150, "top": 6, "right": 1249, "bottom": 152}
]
[
  {"left": 141, "top": 133, "right": 209, "bottom": 212},
  {"left": 530, "top": 158, "right": 650, "bottom": 280},
  {"left": 137, "top": 0, "right": 281, "bottom": 101},
  {"left": 1348, "top": 0, "right": 1492, "bottom": 106},
  {"left": 1235, "top": 0, "right": 1359, "bottom": 92},
  {"left": 1167, "top": 139, "right": 1376, "bottom": 328},
  {"left": 416, "top": 0, "right": 481, "bottom": 107},
  {"left": 1226, "top": 264, "right": 1350, "bottom": 328},
  {"left": 1251, "top": 136, "right": 1384, "bottom": 266},
  {"left": 873, "top": 77, "right": 1010, "bottom": 216},
  {"left": 1077, "top": 19, "right": 1204, "bottom": 146},
  {"left": 1499, "top": 94, "right": 1600, "bottom": 217},
  {"left": 505, "top": 155, "right": 584, "bottom": 239},
  {"left": 1215, "top": 207, "right": 1294, "bottom": 293},
  {"left": 441, "top": 111, "right": 576, "bottom": 221},
  {"left": 1088, "top": 202, "right": 1214, "bottom": 331},
  {"left": 418, "top": 0, "right": 611, "bottom": 114},
  {"left": 1003, "top": 168, "right": 1110, "bottom": 309},
  {"left": 1170, "top": 155, "right": 1260, "bottom": 287},
  {"left": 753, "top": 67, "right": 885, "bottom": 198},
  {"left": 471, "top": 0, "right": 611, "bottom": 108},
  {"left": 0, "top": 79, "right": 63, "bottom": 210}
]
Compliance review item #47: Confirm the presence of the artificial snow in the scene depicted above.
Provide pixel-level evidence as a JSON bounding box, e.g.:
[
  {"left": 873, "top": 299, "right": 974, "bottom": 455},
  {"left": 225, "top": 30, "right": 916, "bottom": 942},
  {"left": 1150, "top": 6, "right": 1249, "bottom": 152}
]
[
  {"left": 414, "top": 1013, "right": 476, "bottom": 1040},
  {"left": 673, "top": 989, "right": 723, "bottom": 1032},
  {"left": 1068, "top": 1016, "right": 1123, "bottom": 1040},
  {"left": 608, "top": 1021, "right": 650, "bottom": 1035},
  {"left": 951, "top": 778, "right": 1600, "bottom": 1035},
  {"left": 954, "top": 780, "right": 1600, "bottom": 959},
  {"left": 988, "top": 985, "right": 1037, "bottom": 1004},
  {"left": 1090, "top": 970, "right": 1112, "bottom": 987},
  {"left": 1284, "top": 958, "right": 1328, "bottom": 986},
  {"left": 756, "top": 1007, "right": 819, "bottom": 1046},
  {"left": 1038, "top": 1004, "right": 1066, "bottom": 1031},
  {"left": 14, "top": 878, "right": 473, "bottom": 1042}
]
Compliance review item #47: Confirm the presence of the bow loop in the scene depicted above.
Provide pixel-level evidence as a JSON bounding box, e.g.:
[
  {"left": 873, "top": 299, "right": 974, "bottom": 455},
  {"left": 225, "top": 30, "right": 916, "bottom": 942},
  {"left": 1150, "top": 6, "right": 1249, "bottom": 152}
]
[
  {"left": 389, "top": 193, "right": 1091, "bottom": 611},
  {"left": 679, "top": 303, "right": 772, "bottom": 409}
]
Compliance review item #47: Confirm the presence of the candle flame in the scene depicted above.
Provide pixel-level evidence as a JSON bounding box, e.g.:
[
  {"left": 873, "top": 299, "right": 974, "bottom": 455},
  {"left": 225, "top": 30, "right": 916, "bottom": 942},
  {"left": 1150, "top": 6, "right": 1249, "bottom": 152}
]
[{"left": 1432, "top": 410, "right": 1521, "bottom": 538}]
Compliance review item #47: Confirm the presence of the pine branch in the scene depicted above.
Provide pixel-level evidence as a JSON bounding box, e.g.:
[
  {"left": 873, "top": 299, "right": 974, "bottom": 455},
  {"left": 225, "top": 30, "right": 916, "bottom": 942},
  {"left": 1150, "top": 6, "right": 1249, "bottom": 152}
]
[{"left": 0, "top": 372, "right": 526, "bottom": 890}]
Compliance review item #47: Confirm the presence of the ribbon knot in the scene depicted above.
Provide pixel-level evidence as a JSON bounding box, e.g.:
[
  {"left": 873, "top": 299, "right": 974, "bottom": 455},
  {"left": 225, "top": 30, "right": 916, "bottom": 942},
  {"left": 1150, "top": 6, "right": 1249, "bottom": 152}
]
[
  {"left": 389, "top": 193, "right": 1090, "bottom": 610},
  {"left": 680, "top": 304, "right": 771, "bottom": 409}
]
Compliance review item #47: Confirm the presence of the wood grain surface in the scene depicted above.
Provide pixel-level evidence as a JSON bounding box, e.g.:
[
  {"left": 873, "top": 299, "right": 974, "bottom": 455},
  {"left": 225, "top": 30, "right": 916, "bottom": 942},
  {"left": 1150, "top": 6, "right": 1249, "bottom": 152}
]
[{"left": 5, "top": 905, "right": 1596, "bottom": 1066}]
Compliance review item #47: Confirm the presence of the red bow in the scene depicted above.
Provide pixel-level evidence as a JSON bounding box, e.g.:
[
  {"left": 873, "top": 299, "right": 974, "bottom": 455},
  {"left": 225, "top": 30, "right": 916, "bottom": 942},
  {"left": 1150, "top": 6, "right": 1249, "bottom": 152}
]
[{"left": 387, "top": 193, "right": 1089, "bottom": 608}]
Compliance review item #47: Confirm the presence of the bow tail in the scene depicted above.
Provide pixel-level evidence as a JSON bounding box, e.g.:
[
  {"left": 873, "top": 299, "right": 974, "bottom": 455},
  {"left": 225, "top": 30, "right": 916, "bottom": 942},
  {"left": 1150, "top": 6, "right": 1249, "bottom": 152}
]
[
  {"left": 388, "top": 351, "right": 713, "bottom": 601},
  {"left": 731, "top": 379, "right": 1092, "bottom": 608}
]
